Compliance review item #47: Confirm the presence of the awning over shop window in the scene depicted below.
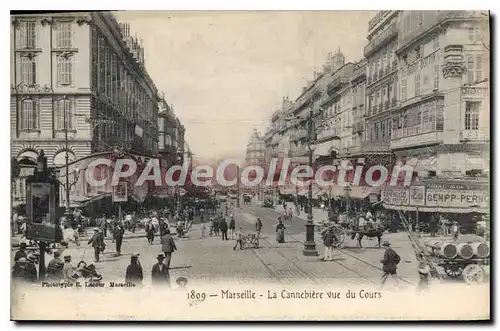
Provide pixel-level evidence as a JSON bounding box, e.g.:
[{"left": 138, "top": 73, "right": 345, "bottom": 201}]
[
  {"left": 415, "top": 156, "right": 437, "bottom": 173},
  {"left": 383, "top": 203, "right": 489, "bottom": 214},
  {"left": 349, "top": 186, "right": 381, "bottom": 199},
  {"left": 17, "top": 150, "right": 38, "bottom": 163},
  {"left": 313, "top": 142, "right": 337, "bottom": 161},
  {"left": 279, "top": 188, "right": 295, "bottom": 195},
  {"left": 465, "top": 156, "right": 487, "bottom": 171}
]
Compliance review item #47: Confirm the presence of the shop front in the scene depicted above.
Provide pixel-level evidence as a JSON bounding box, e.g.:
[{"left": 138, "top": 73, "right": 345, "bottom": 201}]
[{"left": 382, "top": 179, "right": 489, "bottom": 232}]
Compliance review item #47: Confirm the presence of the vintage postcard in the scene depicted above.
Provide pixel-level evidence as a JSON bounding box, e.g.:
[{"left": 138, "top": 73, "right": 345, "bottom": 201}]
[{"left": 10, "top": 10, "right": 490, "bottom": 321}]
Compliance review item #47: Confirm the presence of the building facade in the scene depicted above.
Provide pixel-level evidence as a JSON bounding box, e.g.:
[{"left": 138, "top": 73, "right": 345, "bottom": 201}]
[
  {"left": 10, "top": 12, "right": 161, "bottom": 207},
  {"left": 158, "top": 95, "right": 185, "bottom": 168},
  {"left": 245, "top": 129, "right": 266, "bottom": 167},
  {"left": 393, "top": 10, "right": 489, "bottom": 177},
  {"left": 260, "top": 10, "right": 490, "bottom": 216}
]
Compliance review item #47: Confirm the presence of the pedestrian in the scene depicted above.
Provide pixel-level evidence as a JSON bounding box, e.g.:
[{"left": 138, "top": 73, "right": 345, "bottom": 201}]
[
  {"left": 208, "top": 218, "right": 214, "bottom": 236},
  {"left": 201, "top": 222, "right": 206, "bottom": 238},
  {"left": 46, "top": 251, "right": 64, "bottom": 281},
  {"left": 62, "top": 255, "right": 75, "bottom": 281},
  {"left": 380, "top": 241, "right": 400, "bottom": 288},
  {"left": 114, "top": 223, "right": 125, "bottom": 256},
  {"left": 451, "top": 221, "right": 460, "bottom": 241},
  {"left": 125, "top": 253, "right": 143, "bottom": 286},
  {"left": 88, "top": 228, "right": 105, "bottom": 263},
  {"left": 14, "top": 242, "right": 27, "bottom": 262},
  {"left": 440, "top": 216, "right": 449, "bottom": 236},
  {"left": 229, "top": 215, "right": 236, "bottom": 239},
  {"left": 416, "top": 252, "right": 430, "bottom": 292},
  {"left": 146, "top": 221, "right": 155, "bottom": 244},
  {"left": 276, "top": 219, "right": 286, "bottom": 243},
  {"left": 220, "top": 216, "right": 228, "bottom": 241},
  {"left": 429, "top": 215, "right": 438, "bottom": 237},
  {"left": 151, "top": 254, "right": 170, "bottom": 287},
  {"left": 161, "top": 229, "right": 177, "bottom": 269},
  {"left": 255, "top": 217, "right": 263, "bottom": 239},
  {"left": 213, "top": 217, "right": 220, "bottom": 236},
  {"left": 321, "top": 227, "right": 334, "bottom": 261},
  {"left": 12, "top": 212, "right": 18, "bottom": 237},
  {"left": 233, "top": 226, "right": 243, "bottom": 250},
  {"left": 12, "top": 256, "right": 38, "bottom": 284}
]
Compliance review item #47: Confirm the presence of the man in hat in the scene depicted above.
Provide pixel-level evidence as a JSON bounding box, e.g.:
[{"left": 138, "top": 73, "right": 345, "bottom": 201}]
[
  {"left": 125, "top": 253, "right": 143, "bottom": 286},
  {"left": 114, "top": 223, "right": 125, "bottom": 256},
  {"left": 88, "top": 228, "right": 105, "bottom": 262},
  {"left": 233, "top": 226, "right": 243, "bottom": 250},
  {"left": 321, "top": 226, "right": 335, "bottom": 261},
  {"left": 46, "top": 251, "right": 64, "bottom": 281},
  {"left": 380, "top": 241, "right": 400, "bottom": 288},
  {"left": 161, "top": 229, "right": 177, "bottom": 269},
  {"left": 62, "top": 255, "right": 75, "bottom": 281},
  {"left": 219, "top": 216, "right": 228, "bottom": 241},
  {"left": 151, "top": 254, "right": 170, "bottom": 286},
  {"left": 14, "top": 242, "right": 28, "bottom": 262},
  {"left": 26, "top": 254, "right": 39, "bottom": 283}
]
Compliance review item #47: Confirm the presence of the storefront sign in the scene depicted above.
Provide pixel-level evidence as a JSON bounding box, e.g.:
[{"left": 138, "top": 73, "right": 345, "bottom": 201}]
[
  {"left": 461, "top": 87, "right": 487, "bottom": 95},
  {"left": 409, "top": 186, "right": 425, "bottom": 206},
  {"left": 425, "top": 188, "right": 489, "bottom": 209},
  {"left": 381, "top": 188, "right": 409, "bottom": 206}
]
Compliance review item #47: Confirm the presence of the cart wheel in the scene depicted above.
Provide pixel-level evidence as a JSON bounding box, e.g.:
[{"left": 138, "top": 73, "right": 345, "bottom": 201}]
[
  {"left": 444, "top": 266, "right": 463, "bottom": 278},
  {"left": 462, "top": 264, "right": 485, "bottom": 285}
]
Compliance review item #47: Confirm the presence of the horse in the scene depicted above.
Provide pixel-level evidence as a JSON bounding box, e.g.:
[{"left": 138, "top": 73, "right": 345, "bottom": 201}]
[
  {"left": 349, "top": 222, "right": 386, "bottom": 248},
  {"left": 145, "top": 222, "right": 155, "bottom": 244}
]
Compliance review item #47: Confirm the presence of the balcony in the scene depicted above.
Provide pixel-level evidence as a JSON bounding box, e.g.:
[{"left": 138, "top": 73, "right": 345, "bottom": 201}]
[
  {"left": 327, "top": 76, "right": 349, "bottom": 95},
  {"left": 289, "top": 145, "right": 308, "bottom": 157},
  {"left": 460, "top": 129, "right": 490, "bottom": 141},
  {"left": 290, "top": 128, "right": 308, "bottom": 142},
  {"left": 361, "top": 140, "right": 391, "bottom": 153},
  {"left": 364, "top": 22, "right": 398, "bottom": 58},
  {"left": 384, "top": 100, "right": 390, "bottom": 110},
  {"left": 372, "top": 105, "right": 378, "bottom": 115},
  {"left": 391, "top": 99, "right": 397, "bottom": 108},
  {"left": 367, "top": 77, "right": 372, "bottom": 85},
  {"left": 391, "top": 130, "right": 441, "bottom": 150},
  {"left": 352, "top": 121, "right": 364, "bottom": 134},
  {"left": 347, "top": 145, "right": 362, "bottom": 154}
]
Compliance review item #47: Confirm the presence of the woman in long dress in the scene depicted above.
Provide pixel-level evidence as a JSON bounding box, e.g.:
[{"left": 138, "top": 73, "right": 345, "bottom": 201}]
[{"left": 276, "top": 220, "right": 286, "bottom": 243}]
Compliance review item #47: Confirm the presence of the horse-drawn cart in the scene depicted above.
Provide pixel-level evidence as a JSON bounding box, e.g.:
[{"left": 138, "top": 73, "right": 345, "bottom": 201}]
[{"left": 435, "top": 257, "right": 489, "bottom": 284}]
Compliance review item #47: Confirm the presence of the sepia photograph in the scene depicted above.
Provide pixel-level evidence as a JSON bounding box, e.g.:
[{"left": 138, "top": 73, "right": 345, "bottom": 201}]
[{"left": 8, "top": 8, "right": 491, "bottom": 321}]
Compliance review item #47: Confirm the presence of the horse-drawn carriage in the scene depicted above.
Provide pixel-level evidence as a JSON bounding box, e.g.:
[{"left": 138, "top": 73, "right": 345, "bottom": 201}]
[{"left": 318, "top": 213, "right": 387, "bottom": 248}]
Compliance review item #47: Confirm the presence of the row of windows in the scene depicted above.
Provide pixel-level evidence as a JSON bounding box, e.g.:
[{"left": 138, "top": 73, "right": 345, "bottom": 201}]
[
  {"left": 19, "top": 55, "right": 73, "bottom": 86},
  {"left": 17, "top": 98, "right": 75, "bottom": 130},
  {"left": 91, "top": 27, "right": 157, "bottom": 125},
  {"left": 16, "top": 21, "right": 73, "bottom": 49},
  {"left": 392, "top": 99, "right": 444, "bottom": 139}
]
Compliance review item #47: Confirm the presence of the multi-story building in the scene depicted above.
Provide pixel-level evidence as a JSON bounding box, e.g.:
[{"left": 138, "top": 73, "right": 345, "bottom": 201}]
[
  {"left": 364, "top": 11, "right": 400, "bottom": 165},
  {"left": 393, "top": 10, "right": 489, "bottom": 176},
  {"left": 245, "top": 129, "right": 265, "bottom": 167},
  {"left": 158, "top": 95, "right": 186, "bottom": 168},
  {"left": 10, "top": 12, "right": 160, "bottom": 207}
]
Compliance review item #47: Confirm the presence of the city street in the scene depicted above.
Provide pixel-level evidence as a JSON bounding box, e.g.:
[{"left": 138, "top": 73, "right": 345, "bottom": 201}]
[{"left": 33, "top": 201, "right": 423, "bottom": 289}]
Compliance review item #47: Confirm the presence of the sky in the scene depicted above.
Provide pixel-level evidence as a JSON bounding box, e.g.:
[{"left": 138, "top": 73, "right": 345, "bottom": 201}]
[{"left": 114, "top": 11, "right": 376, "bottom": 161}]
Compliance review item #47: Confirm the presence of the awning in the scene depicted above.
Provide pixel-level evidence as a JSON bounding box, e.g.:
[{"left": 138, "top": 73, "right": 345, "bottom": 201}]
[
  {"left": 313, "top": 141, "right": 337, "bottom": 160},
  {"left": 383, "top": 203, "right": 489, "bottom": 214},
  {"left": 17, "top": 150, "right": 38, "bottom": 163},
  {"left": 71, "top": 193, "right": 111, "bottom": 208},
  {"left": 415, "top": 156, "right": 437, "bottom": 173},
  {"left": 465, "top": 156, "right": 487, "bottom": 171},
  {"left": 348, "top": 186, "right": 381, "bottom": 199}
]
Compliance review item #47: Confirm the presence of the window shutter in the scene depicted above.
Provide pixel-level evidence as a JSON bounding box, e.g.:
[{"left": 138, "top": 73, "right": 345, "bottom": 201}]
[{"left": 18, "top": 24, "right": 26, "bottom": 48}]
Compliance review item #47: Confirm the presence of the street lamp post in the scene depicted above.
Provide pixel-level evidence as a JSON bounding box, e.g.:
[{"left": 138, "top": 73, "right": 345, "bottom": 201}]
[{"left": 302, "top": 110, "right": 319, "bottom": 256}]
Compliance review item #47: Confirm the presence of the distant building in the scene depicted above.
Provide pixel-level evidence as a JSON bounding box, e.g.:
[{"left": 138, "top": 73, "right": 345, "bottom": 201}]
[{"left": 245, "top": 128, "right": 265, "bottom": 167}]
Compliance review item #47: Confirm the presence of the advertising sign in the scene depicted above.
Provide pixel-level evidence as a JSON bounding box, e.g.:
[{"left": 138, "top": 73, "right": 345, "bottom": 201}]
[
  {"left": 381, "top": 188, "right": 409, "bottom": 206},
  {"left": 425, "top": 185, "right": 489, "bottom": 209},
  {"left": 112, "top": 182, "right": 128, "bottom": 203},
  {"left": 409, "top": 186, "right": 425, "bottom": 206},
  {"left": 26, "top": 182, "right": 58, "bottom": 242}
]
